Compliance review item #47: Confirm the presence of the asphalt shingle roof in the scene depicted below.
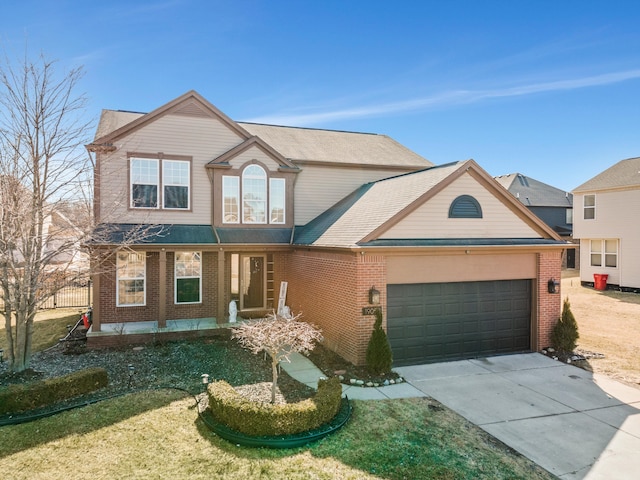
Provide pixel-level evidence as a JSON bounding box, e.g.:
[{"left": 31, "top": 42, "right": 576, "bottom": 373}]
[
  {"left": 294, "top": 162, "right": 463, "bottom": 247},
  {"left": 573, "top": 157, "right": 640, "bottom": 192},
  {"left": 93, "top": 110, "right": 432, "bottom": 169},
  {"left": 90, "top": 224, "right": 217, "bottom": 245},
  {"left": 238, "top": 122, "right": 432, "bottom": 168},
  {"left": 494, "top": 173, "right": 572, "bottom": 207}
]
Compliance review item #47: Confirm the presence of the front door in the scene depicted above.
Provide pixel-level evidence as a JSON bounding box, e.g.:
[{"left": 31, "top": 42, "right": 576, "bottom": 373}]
[
  {"left": 241, "top": 255, "right": 265, "bottom": 310},
  {"left": 567, "top": 248, "right": 576, "bottom": 269}
]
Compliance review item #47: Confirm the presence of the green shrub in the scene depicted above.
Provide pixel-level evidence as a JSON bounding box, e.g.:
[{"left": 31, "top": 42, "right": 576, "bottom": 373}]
[
  {"left": 551, "top": 297, "right": 580, "bottom": 353},
  {"left": 0, "top": 367, "right": 108, "bottom": 415},
  {"left": 366, "top": 308, "right": 393, "bottom": 374},
  {"left": 207, "top": 376, "right": 342, "bottom": 436}
]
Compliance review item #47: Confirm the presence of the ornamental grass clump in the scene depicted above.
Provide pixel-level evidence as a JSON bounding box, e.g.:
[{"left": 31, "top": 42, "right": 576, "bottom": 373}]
[
  {"left": 365, "top": 308, "right": 393, "bottom": 375},
  {"left": 232, "top": 310, "right": 323, "bottom": 404},
  {"left": 551, "top": 297, "right": 580, "bottom": 354}
]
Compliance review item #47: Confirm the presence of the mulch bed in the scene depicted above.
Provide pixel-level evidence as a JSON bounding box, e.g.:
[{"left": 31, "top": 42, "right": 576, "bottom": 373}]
[{"left": 0, "top": 336, "right": 395, "bottom": 417}]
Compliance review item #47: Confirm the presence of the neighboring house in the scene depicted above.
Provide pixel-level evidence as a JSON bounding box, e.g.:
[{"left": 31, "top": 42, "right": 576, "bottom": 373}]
[
  {"left": 573, "top": 157, "right": 640, "bottom": 293},
  {"left": 495, "top": 173, "right": 578, "bottom": 269},
  {"left": 86, "top": 91, "right": 565, "bottom": 366},
  {"left": 0, "top": 174, "right": 88, "bottom": 273}
]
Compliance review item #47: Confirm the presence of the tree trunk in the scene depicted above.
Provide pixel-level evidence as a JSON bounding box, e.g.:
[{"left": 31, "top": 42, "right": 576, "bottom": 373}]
[
  {"left": 271, "top": 355, "right": 279, "bottom": 404},
  {"left": 13, "top": 310, "right": 30, "bottom": 371},
  {"left": 2, "top": 310, "right": 15, "bottom": 365}
]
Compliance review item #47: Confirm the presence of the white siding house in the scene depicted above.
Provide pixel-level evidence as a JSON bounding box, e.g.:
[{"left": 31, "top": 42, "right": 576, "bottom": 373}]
[{"left": 573, "top": 157, "right": 640, "bottom": 291}]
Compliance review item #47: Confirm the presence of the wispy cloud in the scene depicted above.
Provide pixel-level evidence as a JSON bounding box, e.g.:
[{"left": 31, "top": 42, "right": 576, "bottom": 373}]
[{"left": 246, "top": 69, "right": 640, "bottom": 126}]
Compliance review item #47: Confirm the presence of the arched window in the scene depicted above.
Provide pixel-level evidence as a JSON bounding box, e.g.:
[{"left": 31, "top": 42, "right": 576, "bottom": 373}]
[
  {"left": 242, "top": 165, "right": 267, "bottom": 223},
  {"left": 449, "top": 195, "right": 482, "bottom": 218}
]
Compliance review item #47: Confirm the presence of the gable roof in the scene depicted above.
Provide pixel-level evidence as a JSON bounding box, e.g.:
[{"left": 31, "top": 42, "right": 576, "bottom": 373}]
[
  {"left": 88, "top": 91, "right": 431, "bottom": 169},
  {"left": 573, "top": 157, "right": 640, "bottom": 193},
  {"left": 88, "top": 90, "right": 252, "bottom": 148},
  {"left": 206, "top": 136, "right": 300, "bottom": 171},
  {"left": 495, "top": 173, "right": 572, "bottom": 207},
  {"left": 294, "top": 160, "right": 562, "bottom": 248}
]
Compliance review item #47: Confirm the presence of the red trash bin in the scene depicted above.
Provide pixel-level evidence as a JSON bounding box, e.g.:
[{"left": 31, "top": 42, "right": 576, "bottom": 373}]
[{"left": 594, "top": 273, "right": 608, "bottom": 291}]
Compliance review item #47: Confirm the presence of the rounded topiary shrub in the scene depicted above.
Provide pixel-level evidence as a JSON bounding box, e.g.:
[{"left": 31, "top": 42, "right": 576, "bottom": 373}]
[
  {"left": 551, "top": 297, "right": 580, "bottom": 354},
  {"left": 207, "top": 376, "right": 342, "bottom": 437}
]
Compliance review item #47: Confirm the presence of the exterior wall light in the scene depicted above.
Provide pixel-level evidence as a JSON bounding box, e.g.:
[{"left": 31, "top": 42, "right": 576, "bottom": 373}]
[
  {"left": 369, "top": 286, "right": 381, "bottom": 305},
  {"left": 547, "top": 278, "right": 559, "bottom": 294}
]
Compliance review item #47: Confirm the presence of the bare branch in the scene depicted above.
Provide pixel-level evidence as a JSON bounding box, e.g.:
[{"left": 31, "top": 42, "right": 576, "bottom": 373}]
[{"left": 232, "top": 311, "right": 323, "bottom": 403}]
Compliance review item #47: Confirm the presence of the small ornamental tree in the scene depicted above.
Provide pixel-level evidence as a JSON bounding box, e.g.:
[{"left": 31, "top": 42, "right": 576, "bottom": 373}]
[
  {"left": 232, "top": 311, "right": 323, "bottom": 404},
  {"left": 366, "top": 308, "right": 393, "bottom": 375},
  {"left": 551, "top": 297, "right": 580, "bottom": 354}
]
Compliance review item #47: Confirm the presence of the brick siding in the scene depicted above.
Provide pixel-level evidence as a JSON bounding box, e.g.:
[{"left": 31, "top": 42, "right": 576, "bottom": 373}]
[
  {"left": 536, "top": 250, "right": 562, "bottom": 350},
  {"left": 285, "top": 250, "right": 386, "bottom": 365}
]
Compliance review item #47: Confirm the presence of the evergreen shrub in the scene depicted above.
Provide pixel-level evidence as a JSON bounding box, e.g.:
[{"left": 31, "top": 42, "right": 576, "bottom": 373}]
[
  {"left": 551, "top": 297, "right": 580, "bottom": 353},
  {"left": 365, "top": 308, "right": 393, "bottom": 374}
]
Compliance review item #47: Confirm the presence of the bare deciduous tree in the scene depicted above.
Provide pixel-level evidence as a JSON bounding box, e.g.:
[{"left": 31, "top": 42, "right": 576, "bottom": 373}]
[
  {"left": 232, "top": 311, "right": 323, "bottom": 404},
  {"left": 0, "top": 52, "right": 93, "bottom": 372}
]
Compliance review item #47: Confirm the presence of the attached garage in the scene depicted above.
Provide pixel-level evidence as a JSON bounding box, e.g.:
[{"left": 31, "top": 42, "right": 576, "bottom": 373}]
[{"left": 387, "top": 279, "right": 532, "bottom": 366}]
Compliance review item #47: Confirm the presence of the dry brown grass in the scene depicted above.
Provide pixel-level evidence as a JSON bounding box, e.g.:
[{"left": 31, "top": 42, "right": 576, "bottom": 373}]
[{"left": 561, "top": 270, "right": 640, "bottom": 387}]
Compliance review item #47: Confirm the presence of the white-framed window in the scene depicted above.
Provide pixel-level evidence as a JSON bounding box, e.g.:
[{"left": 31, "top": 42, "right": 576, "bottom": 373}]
[
  {"left": 269, "top": 178, "right": 285, "bottom": 224},
  {"left": 116, "top": 251, "right": 146, "bottom": 306},
  {"left": 225, "top": 165, "right": 287, "bottom": 224},
  {"left": 222, "top": 176, "right": 240, "bottom": 223},
  {"left": 163, "top": 159, "right": 190, "bottom": 209},
  {"left": 566, "top": 208, "right": 573, "bottom": 225},
  {"left": 590, "top": 239, "right": 618, "bottom": 268},
  {"left": 130, "top": 157, "right": 190, "bottom": 210},
  {"left": 242, "top": 165, "right": 267, "bottom": 224},
  {"left": 584, "top": 194, "right": 596, "bottom": 220},
  {"left": 130, "top": 158, "right": 159, "bottom": 208},
  {"left": 175, "top": 251, "right": 202, "bottom": 304}
]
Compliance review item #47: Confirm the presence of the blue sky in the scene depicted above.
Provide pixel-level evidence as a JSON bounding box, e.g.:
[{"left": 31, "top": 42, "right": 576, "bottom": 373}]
[{"left": 2, "top": 0, "right": 640, "bottom": 192}]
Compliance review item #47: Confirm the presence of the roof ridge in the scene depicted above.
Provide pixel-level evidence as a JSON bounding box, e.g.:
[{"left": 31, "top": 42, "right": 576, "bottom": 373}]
[{"left": 237, "top": 121, "right": 379, "bottom": 136}]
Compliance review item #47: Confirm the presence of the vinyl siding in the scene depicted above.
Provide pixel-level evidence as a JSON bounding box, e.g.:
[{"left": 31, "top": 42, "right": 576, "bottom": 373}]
[
  {"left": 379, "top": 173, "right": 540, "bottom": 239},
  {"left": 98, "top": 113, "right": 244, "bottom": 224},
  {"left": 574, "top": 189, "right": 640, "bottom": 288},
  {"left": 294, "top": 164, "right": 419, "bottom": 225},
  {"left": 387, "top": 253, "right": 536, "bottom": 284},
  {"left": 227, "top": 146, "right": 281, "bottom": 171}
]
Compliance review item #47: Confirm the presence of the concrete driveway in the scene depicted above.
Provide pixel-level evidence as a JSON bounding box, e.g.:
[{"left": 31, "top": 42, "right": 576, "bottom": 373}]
[{"left": 396, "top": 353, "right": 640, "bottom": 480}]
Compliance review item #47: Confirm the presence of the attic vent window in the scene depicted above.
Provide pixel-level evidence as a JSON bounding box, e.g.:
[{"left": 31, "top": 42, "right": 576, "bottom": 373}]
[{"left": 449, "top": 195, "right": 482, "bottom": 218}]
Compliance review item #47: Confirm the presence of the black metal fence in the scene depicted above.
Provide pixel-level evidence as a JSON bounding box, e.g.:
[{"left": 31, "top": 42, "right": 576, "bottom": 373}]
[
  {"left": 40, "top": 278, "right": 93, "bottom": 309},
  {"left": 0, "top": 276, "right": 92, "bottom": 310}
]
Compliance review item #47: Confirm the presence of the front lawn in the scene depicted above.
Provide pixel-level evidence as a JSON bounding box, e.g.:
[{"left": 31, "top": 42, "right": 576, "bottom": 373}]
[
  {"left": 0, "top": 389, "right": 554, "bottom": 479},
  {"left": 0, "top": 315, "right": 555, "bottom": 479},
  {"left": 0, "top": 308, "right": 82, "bottom": 354}
]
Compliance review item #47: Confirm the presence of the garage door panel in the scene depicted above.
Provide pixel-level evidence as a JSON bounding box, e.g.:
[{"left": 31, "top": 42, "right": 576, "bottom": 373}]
[
  {"left": 463, "top": 302, "right": 478, "bottom": 314},
  {"left": 388, "top": 280, "right": 531, "bottom": 366}
]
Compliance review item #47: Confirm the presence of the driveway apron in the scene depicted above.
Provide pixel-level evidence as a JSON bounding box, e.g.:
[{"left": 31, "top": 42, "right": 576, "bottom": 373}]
[{"left": 396, "top": 353, "right": 640, "bottom": 480}]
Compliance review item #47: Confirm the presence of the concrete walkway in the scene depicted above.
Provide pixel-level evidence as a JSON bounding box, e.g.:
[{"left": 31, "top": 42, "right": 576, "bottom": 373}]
[
  {"left": 280, "top": 352, "right": 426, "bottom": 400},
  {"left": 396, "top": 353, "right": 640, "bottom": 480}
]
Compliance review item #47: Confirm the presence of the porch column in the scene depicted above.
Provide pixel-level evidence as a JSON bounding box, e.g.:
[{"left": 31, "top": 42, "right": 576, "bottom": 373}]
[
  {"left": 217, "top": 249, "right": 225, "bottom": 323},
  {"left": 158, "top": 249, "right": 167, "bottom": 328},
  {"left": 91, "top": 271, "right": 101, "bottom": 332}
]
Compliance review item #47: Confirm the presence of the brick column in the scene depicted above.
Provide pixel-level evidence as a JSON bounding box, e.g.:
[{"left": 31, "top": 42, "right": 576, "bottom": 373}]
[
  {"left": 158, "top": 249, "right": 166, "bottom": 328},
  {"left": 354, "top": 253, "right": 387, "bottom": 366},
  {"left": 536, "top": 250, "right": 562, "bottom": 350}
]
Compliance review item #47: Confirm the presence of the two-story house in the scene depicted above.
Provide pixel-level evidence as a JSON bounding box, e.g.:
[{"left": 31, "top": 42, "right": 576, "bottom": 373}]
[
  {"left": 573, "top": 157, "right": 640, "bottom": 292},
  {"left": 86, "top": 91, "right": 566, "bottom": 366},
  {"left": 495, "top": 173, "right": 578, "bottom": 269}
]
